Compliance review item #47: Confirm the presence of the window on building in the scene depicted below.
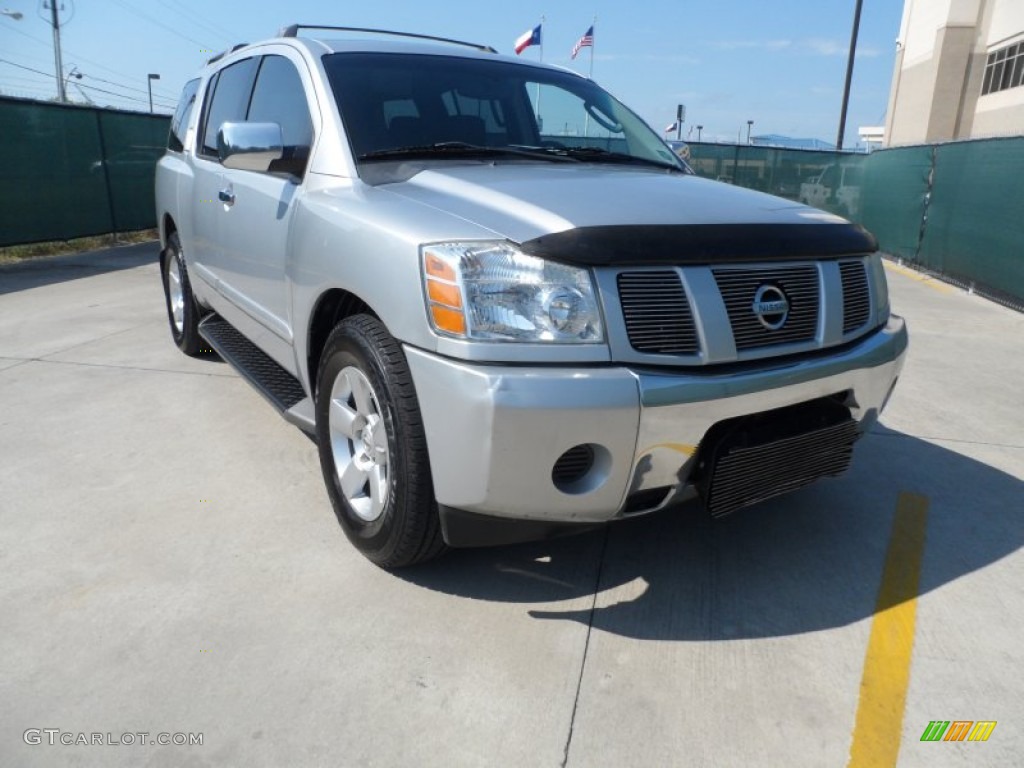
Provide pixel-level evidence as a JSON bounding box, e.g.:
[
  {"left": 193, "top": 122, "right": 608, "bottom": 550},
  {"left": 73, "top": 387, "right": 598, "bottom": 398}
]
[{"left": 981, "top": 41, "right": 1024, "bottom": 96}]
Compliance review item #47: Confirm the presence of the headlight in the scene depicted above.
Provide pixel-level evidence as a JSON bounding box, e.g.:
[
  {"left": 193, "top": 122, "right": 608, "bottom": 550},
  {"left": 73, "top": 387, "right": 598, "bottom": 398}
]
[
  {"left": 421, "top": 241, "right": 604, "bottom": 343},
  {"left": 867, "top": 252, "right": 890, "bottom": 324}
]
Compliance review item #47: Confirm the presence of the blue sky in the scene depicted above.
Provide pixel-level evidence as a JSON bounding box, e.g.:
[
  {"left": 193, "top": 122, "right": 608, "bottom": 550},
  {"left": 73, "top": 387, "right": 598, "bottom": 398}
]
[{"left": 0, "top": 0, "right": 902, "bottom": 148}]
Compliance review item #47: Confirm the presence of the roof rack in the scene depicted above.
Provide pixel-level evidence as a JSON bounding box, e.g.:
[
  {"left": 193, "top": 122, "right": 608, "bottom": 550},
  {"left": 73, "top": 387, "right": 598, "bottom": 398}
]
[
  {"left": 207, "top": 42, "right": 248, "bottom": 65},
  {"left": 278, "top": 24, "right": 497, "bottom": 54}
]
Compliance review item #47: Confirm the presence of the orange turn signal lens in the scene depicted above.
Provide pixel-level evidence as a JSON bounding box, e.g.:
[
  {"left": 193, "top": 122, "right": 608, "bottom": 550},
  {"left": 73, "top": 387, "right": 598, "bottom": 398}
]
[
  {"left": 427, "top": 280, "right": 462, "bottom": 308},
  {"left": 424, "top": 251, "right": 457, "bottom": 282},
  {"left": 430, "top": 304, "right": 467, "bottom": 335}
]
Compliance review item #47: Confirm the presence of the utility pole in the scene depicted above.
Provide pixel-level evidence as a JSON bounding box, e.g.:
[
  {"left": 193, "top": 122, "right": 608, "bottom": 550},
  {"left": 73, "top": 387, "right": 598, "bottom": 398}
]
[
  {"left": 836, "top": 0, "right": 864, "bottom": 150},
  {"left": 45, "top": 1, "right": 67, "bottom": 102}
]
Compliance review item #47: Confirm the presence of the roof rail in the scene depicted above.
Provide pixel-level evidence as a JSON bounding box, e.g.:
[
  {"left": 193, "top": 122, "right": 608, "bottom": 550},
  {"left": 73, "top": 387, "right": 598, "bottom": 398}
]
[
  {"left": 277, "top": 24, "right": 497, "bottom": 54},
  {"left": 206, "top": 42, "right": 248, "bottom": 65}
]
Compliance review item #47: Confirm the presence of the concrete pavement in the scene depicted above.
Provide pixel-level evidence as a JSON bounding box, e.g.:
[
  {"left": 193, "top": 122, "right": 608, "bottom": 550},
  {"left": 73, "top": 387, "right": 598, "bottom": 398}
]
[{"left": 0, "top": 243, "right": 1021, "bottom": 767}]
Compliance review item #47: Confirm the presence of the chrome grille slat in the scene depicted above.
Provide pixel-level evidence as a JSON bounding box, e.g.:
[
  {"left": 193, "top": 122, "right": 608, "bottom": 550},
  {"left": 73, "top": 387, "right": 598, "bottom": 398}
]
[
  {"left": 839, "top": 261, "right": 871, "bottom": 333},
  {"left": 713, "top": 265, "right": 820, "bottom": 350},
  {"left": 613, "top": 259, "right": 874, "bottom": 363},
  {"left": 617, "top": 271, "right": 699, "bottom": 355}
]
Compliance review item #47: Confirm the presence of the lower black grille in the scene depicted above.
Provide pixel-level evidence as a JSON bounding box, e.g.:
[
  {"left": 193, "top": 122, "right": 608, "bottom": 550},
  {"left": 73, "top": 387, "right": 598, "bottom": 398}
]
[
  {"left": 840, "top": 261, "right": 871, "bottom": 333},
  {"left": 697, "top": 399, "right": 859, "bottom": 518}
]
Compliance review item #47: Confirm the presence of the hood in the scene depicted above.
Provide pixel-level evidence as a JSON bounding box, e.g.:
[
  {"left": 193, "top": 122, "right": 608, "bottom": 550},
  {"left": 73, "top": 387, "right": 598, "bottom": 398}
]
[{"left": 380, "top": 163, "right": 876, "bottom": 266}]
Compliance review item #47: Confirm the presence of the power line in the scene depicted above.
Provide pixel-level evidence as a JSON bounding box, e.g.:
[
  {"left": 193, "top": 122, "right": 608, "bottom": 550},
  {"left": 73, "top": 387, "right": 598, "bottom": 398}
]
[
  {"left": 0, "top": 59, "right": 173, "bottom": 109},
  {"left": 0, "top": 57, "right": 55, "bottom": 79},
  {"left": 82, "top": 72, "right": 174, "bottom": 99},
  {"left": 106, "top": 0, "right": 214, "bottom": 50},
  {"left": 76, "top": 82, "right": 174, "bottom": 109},
  {"left": 161, "top": 0, "right": 237, "bottom": 46},
  {"left": 1, "top": 19, "right": 179, "bottom": 100}
]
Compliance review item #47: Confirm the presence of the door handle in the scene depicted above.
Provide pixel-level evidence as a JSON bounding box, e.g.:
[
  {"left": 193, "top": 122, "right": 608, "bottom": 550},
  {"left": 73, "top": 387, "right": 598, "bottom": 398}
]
[{"left": 218, "top": 188, "right": 235, "bottom": 206}]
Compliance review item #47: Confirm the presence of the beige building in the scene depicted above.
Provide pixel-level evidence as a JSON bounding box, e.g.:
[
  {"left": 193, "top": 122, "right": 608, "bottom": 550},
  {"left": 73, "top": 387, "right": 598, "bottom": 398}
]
[{"left": 885, "top": 0, "right": 1024, "bottom": 145}]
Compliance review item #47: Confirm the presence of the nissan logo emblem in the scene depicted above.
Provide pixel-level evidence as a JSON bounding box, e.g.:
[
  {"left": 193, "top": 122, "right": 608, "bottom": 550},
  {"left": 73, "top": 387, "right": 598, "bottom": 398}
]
[{"left": 752, "top": 284, "right": 790, "bottom": 330}]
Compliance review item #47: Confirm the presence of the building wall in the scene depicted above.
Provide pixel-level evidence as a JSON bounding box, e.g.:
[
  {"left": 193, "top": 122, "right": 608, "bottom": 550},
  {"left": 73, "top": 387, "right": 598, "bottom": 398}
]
[{"left": 885, "top": 0, "right": 1024, "bottom": 146}]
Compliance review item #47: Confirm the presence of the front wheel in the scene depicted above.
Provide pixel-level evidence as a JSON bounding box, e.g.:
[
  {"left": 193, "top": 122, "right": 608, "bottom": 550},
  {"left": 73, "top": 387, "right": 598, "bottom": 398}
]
[{"left": 315, "top": 315, "right": 445, "bottom": 567}]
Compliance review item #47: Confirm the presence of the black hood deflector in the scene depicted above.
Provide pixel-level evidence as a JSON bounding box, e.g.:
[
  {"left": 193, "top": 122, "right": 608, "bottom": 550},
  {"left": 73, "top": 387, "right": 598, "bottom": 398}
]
[{"left": 518, "top": 223, "right": 878, "bottom": 266}]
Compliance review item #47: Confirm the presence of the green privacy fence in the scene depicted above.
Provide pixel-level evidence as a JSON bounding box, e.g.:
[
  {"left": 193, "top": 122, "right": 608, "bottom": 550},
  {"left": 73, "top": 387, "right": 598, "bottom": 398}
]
[
  {"left": 687, "top": 143, "right": 866, "bottom": 218},
  {"left": 0, "top": 97, "right": 169, "bottom": 247},
  {"left": 918, "top": 138, "right": 1024, "bottom": 303},
  {"left": 689, "top": 138, "right": 1024, "bottom": 307},
  {"left": 1, "top": 96, "right": 1021, "bottom": 307}
]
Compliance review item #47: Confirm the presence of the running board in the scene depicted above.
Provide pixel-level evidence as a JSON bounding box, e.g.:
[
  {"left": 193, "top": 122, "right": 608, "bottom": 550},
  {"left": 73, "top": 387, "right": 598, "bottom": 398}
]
[{"left": 198, "top": 315, "right": 313, "bottom": 432}]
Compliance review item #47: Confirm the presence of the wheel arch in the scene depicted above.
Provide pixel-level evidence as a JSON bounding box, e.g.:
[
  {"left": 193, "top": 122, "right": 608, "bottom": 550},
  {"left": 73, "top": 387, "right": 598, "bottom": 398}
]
[
  {"left": 306, "top": 288, "right": 380, "bottom": 397},
  {"left": 159, "top": 214, "right": 177, "bottom": 265}
]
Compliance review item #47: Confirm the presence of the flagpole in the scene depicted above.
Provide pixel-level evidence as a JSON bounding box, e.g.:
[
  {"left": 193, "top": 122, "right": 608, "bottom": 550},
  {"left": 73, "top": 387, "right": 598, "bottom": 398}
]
[
  {"left": 583, "top": 18, "right": 595, "bottom": 139},
  {"left": 588, "top": 17, "right": 596, "bottom": 79},
  {"left": 536, "top": 16, "right": 544, "bottom": 135},
  {"left": 539, "top": 15, "right": 545, "bottom": 64}
]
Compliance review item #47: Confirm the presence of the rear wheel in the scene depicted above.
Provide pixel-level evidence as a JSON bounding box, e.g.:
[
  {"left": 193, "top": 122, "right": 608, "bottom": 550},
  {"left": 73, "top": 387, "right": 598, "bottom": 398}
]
[
  {"left": 160, "top": 232, "right": 203, "bottom": 355},
  {"left": 315, "top": 315, "right": 445, "bottom": 567}
]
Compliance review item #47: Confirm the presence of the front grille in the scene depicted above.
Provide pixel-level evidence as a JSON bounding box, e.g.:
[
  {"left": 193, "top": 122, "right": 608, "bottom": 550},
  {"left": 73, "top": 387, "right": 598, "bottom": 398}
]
[
  {"left": 713, "top": 266, "right": 820, "bottom": 350},
  {"left": 839, "top": 261, "right": 871, "bottom": 333},
  {"left": 617, "top": 271, "right": 699, "bottom": 355},
  {"left": 702, "top": 419, "right": 859, "bottom": 518}
]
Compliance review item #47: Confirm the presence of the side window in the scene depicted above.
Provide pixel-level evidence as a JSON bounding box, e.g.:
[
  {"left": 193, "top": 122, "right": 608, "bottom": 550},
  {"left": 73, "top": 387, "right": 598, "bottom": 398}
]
[
  {"left": 168, "top": 78, "right": 200, "bottom": 152},
  {"left": 199, "top": 57, "right": 258, "bottom": 157},
  {"left": 247, "top": 55, "right": 314, "bottom": 153}
]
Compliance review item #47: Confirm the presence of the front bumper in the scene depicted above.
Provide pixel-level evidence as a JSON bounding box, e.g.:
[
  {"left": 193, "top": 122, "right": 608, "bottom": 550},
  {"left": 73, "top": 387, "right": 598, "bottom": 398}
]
[{"left": 405, "top": 315, "right": 907, "bottom": 524}]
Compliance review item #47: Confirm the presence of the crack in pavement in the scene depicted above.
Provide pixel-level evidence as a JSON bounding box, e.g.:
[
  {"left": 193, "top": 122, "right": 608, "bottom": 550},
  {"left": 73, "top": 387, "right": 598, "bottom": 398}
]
[
  {"left": 561, "top": 525, "right": 610, "bottom": 768},
  {"left": 11, "top": 357, "right": 235, "bottom": 379}
]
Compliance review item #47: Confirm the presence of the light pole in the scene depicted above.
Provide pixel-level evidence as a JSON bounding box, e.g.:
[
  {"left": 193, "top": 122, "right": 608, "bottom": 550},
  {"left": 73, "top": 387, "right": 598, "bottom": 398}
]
[
  {"left": 836, "top": 0, "right": 864, "bottom": 150},
  {"left": 63, "top": 65, "right": 82, "bottom": 99},
  {"left": 746, "top": 120, "right": 754, "bottom": 144},
  {"left": 147, "top": 73, "right": 160, "bottom": 113},
  {"left": 1, "top": 9, "right": 24, "bottom": 20},
  {"left": 696, "top": 125, "right": 703, "bottom": 142}
]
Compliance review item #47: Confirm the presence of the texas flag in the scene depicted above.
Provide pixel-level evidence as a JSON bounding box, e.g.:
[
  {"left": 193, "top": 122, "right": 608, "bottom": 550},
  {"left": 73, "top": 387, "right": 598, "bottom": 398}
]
[
  {"left": 514, "top": 24, "right": 542, "bottom": 55},
  {"left": 664, "top": 122, "right": 679, "bottom": 133}
]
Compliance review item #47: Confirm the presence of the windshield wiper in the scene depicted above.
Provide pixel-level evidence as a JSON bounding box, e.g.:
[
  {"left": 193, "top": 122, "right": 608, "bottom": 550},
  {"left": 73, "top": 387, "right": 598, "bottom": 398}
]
[
  {"left": 558, "top": 146, "right": 683, "bottom": 171},
  {"left": 360, "top": 142, "right": 579, "bottom": 163}
]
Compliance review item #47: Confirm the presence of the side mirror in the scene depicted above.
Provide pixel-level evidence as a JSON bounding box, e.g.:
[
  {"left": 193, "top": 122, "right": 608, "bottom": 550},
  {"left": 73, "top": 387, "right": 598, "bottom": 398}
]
[{"left": 217, "top": 122, "right": 283, "bottom": 172}]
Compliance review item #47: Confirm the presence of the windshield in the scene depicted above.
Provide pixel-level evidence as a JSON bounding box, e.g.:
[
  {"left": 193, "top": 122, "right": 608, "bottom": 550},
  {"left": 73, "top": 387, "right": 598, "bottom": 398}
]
[{"left": 322, "top": 52, "right": 684, "bottom": 171}]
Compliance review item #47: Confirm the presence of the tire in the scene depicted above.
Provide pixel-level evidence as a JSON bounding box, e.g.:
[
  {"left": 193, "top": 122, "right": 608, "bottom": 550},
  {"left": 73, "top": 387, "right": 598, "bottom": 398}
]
[
  {"left": 315, "top": 315, "right": 445, "bottom": 567},
  {"left": 160, "top": 232, "right": 203, "bottom": 355}
]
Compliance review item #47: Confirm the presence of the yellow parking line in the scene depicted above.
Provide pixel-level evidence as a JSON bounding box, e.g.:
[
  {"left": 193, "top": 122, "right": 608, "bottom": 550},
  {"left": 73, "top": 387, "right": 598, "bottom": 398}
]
[
  {"left": 847, "top": 492, "right": 929, "bottom": 768},
  {"left": 883, "top": 261, "right": 955, "bottom": 294}
]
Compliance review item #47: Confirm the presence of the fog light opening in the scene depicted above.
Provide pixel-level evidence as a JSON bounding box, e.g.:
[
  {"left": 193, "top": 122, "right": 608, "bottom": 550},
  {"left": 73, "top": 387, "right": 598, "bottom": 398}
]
[{"left": 552, "top": 443, "right": 611, "bottom": 494}]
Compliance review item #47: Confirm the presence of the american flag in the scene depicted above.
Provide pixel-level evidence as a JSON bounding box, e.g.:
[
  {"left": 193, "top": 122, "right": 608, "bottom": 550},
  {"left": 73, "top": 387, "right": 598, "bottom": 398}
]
[{"left": 571, "top": 26, "right": 594, "bottom": 60}]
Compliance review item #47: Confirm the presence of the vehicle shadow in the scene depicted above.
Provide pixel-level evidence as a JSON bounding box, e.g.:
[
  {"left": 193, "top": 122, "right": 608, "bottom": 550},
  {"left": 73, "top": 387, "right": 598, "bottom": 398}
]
[
  {"left": 0, "top": 241, "right": 159, "bottom": 296},
  {"left": 399, "top": 428, "right": 1022, "bottom": 640}
]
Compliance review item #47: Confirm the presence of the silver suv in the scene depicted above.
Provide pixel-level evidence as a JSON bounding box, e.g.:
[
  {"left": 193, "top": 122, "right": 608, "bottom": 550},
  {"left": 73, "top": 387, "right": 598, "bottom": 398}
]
[{"left": 155, "top": 25, "right": 908, "bottom": 567}]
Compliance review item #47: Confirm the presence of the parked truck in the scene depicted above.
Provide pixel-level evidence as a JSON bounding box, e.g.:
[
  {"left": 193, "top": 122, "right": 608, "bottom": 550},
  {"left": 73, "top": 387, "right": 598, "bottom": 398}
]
[{"left": 156, "top": 25, "right": 907, "bottom": 567}]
